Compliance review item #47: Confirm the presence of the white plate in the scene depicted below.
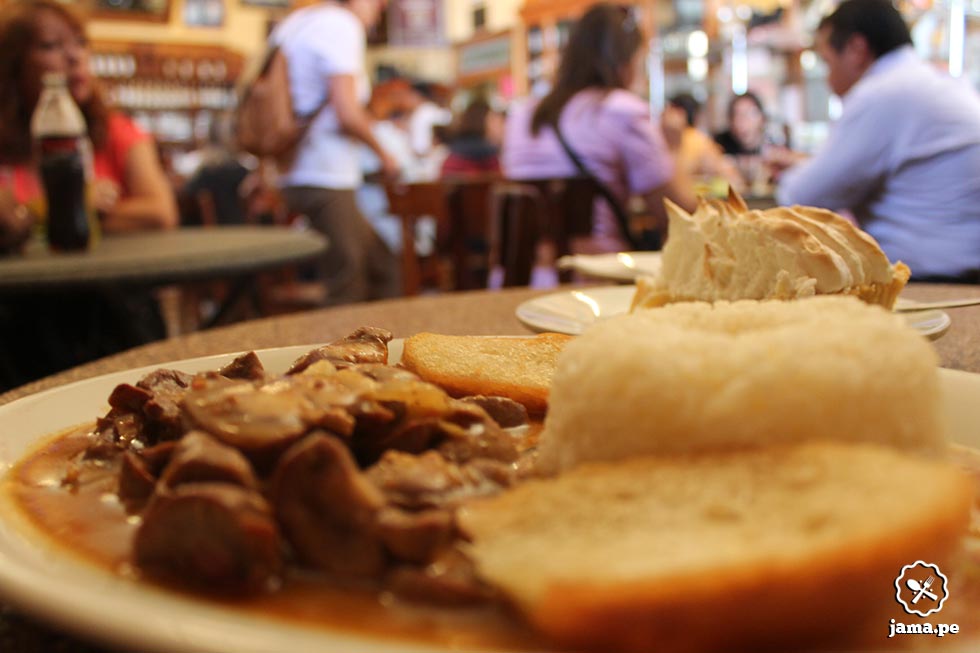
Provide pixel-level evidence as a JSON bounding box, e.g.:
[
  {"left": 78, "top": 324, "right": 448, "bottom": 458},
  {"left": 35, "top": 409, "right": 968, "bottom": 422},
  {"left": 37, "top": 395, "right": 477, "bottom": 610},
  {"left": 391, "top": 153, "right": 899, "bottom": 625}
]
[
  {"left": 517, "top": 286, "right": 952, "bottom": 340},
  {"left": 0, "top": 342, "right": 481, "bottom": 653},
  {"left": 556, "top": 252, "right": 661, "bottom": 282},
  {"left": 1, "top": 343, "right": 977, "bottom": 653}
]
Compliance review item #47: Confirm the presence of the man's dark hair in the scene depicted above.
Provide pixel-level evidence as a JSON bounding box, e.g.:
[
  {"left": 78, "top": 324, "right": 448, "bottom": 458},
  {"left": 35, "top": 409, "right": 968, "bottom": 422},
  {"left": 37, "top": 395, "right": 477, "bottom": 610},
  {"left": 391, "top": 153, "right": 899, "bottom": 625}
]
[{"left": 819, "top": 0, "right": 912, "bottom": 58}]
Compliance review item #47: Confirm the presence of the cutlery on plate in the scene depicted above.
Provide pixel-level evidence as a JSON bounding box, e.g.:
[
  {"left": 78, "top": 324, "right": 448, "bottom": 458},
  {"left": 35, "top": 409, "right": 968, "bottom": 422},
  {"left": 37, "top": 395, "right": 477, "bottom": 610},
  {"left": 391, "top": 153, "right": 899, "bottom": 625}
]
[{"left": 895, "top": 298, "right": 980, "bottom": 312}]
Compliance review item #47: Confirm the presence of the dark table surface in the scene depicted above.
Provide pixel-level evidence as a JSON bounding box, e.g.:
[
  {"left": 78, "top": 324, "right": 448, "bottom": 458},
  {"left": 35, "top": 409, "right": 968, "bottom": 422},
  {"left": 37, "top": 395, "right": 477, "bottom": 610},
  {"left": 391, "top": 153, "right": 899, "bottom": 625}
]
[
  {"left": 0, "top": 226, "right": 327, "bottom": 293},
  {"left": 1, "top": 282, "right": 979, "bottom": 652}
]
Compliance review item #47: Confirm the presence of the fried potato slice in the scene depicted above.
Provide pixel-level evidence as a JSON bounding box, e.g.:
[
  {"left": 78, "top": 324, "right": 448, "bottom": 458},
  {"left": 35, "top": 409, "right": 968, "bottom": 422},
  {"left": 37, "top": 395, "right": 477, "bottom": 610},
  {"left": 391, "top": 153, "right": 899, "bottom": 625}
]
[{"left": 399, "top": 333, "right": 572, "bottom": 414}]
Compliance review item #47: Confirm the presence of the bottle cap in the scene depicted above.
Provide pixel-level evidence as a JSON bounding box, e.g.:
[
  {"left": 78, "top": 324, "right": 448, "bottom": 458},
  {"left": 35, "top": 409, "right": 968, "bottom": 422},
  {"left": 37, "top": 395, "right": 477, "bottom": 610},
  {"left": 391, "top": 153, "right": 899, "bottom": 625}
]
[{"left": 41, "top": 72, "right": 67, "bottom": 87}]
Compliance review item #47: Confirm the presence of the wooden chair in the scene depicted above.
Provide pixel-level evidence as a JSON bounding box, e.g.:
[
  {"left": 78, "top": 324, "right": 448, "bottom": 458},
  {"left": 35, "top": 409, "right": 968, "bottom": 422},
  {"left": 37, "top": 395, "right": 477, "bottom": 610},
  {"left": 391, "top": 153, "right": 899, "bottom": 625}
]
[
  {"left": 443, "top": 176, "right": 498, "bottom": 291},
  {"left": 384, "top": 180, "right": 451, "bottom": 296},
  {"left": 489, "top": 177, "right": 597, "bottom": 287},
  {"left": 385, "top": 175, "right": 498, "bottom": 295}
]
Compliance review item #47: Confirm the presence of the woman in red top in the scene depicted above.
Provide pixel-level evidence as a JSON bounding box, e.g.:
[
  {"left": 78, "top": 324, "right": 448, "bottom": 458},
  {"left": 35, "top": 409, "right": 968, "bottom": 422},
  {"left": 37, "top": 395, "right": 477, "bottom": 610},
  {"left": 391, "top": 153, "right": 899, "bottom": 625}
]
[
  {"left": 0, "top": 0, "right": 177, "bottom": 236},
  {"left": 0, "top": 0, "right": 177, "bottom": 392}
]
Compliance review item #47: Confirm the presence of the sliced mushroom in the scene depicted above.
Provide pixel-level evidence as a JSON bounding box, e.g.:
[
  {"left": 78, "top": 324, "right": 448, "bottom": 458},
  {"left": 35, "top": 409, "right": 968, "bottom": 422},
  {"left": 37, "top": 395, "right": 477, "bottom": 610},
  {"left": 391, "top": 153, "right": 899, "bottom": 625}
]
[{"left": 182, "top": 374, "right": 312, "bottom": 454}]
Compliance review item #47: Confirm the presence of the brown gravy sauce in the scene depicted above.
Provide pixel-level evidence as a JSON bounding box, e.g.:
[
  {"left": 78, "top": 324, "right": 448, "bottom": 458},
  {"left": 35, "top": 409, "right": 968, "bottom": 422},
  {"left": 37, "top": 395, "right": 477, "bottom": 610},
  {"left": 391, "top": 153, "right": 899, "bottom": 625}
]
[
  {"left": 3, "top": 425, "right": 543, "bottom": 651},
  {"left": 6, "top": 427, "right": 980, "bottom": 651}
]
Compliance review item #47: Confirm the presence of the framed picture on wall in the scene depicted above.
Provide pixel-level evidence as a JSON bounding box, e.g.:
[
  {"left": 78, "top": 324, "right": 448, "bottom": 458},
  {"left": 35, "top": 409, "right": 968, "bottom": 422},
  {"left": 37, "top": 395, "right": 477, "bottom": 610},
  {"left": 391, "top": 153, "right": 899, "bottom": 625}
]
[
  {"left": 91, "top": 0, "right": 172, "bottom": 23},
  {"left": 240, "top": 0, "right": 289, "bottom": 7},
  {"left": 184, "top": 0, "right": 225, "bottom": 27}
]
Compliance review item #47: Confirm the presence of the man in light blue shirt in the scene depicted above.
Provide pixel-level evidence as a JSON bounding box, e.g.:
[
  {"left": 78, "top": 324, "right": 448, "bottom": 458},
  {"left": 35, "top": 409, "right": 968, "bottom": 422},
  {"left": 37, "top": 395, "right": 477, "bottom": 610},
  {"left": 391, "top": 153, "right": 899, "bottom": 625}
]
[{"left": 776, "top": 0, "right": 980, "bottom": 282}]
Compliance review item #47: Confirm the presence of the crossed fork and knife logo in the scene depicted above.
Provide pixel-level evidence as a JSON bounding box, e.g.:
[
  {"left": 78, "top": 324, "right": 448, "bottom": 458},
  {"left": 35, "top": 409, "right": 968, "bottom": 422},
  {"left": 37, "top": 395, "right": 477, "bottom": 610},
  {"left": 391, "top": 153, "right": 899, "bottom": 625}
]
[
  {"left": 895, "top": 562, "right": 948, "bottom": 617},
  {"left": 905, "top": 575, "right": 938, "bottom": 603}
]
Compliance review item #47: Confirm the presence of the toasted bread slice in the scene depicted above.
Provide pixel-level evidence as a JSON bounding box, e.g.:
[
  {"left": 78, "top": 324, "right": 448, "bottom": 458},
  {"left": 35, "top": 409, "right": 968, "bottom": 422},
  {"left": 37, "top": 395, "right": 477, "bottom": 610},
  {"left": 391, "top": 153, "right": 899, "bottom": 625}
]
[
  {"left": 458, "top": 442, "right": 973, "bottom": 652},
  {"left": 399, "top": 333, "right": 572, "bottom": 414}
]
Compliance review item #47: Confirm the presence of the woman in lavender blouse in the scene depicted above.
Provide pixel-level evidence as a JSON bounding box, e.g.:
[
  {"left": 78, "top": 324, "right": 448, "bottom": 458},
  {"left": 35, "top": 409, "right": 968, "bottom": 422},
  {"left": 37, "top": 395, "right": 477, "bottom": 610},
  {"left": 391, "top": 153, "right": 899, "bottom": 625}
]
[{"left": 502, "top": 3, "right": 697, "bottom": 254}]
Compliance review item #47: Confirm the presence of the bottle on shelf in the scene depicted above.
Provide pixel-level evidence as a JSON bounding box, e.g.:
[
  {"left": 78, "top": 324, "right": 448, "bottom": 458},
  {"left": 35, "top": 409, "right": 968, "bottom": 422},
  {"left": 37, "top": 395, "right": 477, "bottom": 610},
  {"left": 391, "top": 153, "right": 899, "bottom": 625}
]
[{"left": 30, "top": 72, "right": 96, "bottom": 252}]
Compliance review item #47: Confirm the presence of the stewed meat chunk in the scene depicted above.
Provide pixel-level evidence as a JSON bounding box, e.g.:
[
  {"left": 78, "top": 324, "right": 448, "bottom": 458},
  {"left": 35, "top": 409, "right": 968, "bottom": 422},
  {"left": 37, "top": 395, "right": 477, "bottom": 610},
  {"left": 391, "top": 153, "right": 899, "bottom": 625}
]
[
  {"left": 219, "top": 351, "right": 266, "bottom": 381},
  {"left": 376, "top": 506, "right": 456, "bottom": 564},
  {"left": 87, "top": 369, "right": 194, "bottom": 457},
  {"left": 435, "top": 402, "right": 520, "bottom": 464},
  {"left": 87, "top": 410, "right": 145, "bottom": 458},
  {"left": 107, "top": 383, "right": 153, "bottom": 412},
  {"left": 134, "top": 482, "right": 282, "bottom": 593},
  {"left": 136, "top": 369, "right": 194, "bottom": 442},
  {"left": 367, "top": 450, "right": 516, "bottom": 511},
  {"left": 460, "top": 395, "right": 529, "bottom": 429},
  {"left": 137, "top": 368, "right": 194, "bottom": 393},
  {"left": 386, "top": 549, "right": 494, "bottom": 605},
  {"left": 272, "top": 433, "right": 388, "bottom": 578},
  {"left": 350, "top": 381, "right": 518, "bottom": 466},
  {"left": 158, "top": 430, "right": 259, "bottom": 491},
  {"left": 287, "top": 326, "right": 393, "bottom": 374},
  {"left": 118, "top": 441, "right": 177, "bottom": 507}
]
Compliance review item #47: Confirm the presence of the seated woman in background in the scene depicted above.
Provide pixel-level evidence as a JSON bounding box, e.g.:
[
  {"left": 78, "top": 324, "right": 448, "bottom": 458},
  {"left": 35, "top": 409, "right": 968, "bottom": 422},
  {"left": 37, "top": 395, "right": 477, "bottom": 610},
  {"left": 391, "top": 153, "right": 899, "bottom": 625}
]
[
  {"left": 713, "top": 91, "right": 780, "bottom": 192},
  {"left": 502, "top": 3, "right": 697, "bottom": 254},
  {"left": 440, "top": 98, "right": 503, "bottom": 177},
  {"left": 0, "top": 1, "right": 177, "bottom": 231},
  {"left": 714, "top": 91, "right": 768, "bottom": 156},
  {"left": 663, "top": 93, "right": 744, "bottom": 194},
  {"left": 0, "top": 0, "right": 178, "bottom": 392}
]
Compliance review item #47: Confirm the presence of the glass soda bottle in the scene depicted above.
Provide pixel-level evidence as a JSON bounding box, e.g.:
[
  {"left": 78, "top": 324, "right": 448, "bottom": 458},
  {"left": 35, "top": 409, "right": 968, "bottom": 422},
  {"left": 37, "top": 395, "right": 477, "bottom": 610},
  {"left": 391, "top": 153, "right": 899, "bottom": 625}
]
[{"left": 30, "top": 72, "right": 95, "bottom": 252}]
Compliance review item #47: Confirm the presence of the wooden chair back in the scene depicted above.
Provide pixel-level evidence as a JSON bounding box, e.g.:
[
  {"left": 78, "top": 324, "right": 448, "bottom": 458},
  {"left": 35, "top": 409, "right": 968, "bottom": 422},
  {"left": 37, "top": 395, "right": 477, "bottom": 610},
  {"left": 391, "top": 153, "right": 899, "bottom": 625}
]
[
  {"left": 384, "top": 181, "right": 451, "bottom": 296},
  {"left": 444, "top": 177, "right": 497, "bottom": 291},
  {"left": 385, "top": 175, "right": 498, "bottom": 295},
  {"left": 489, "top": 177, "right": 597, "bottom": 287}
]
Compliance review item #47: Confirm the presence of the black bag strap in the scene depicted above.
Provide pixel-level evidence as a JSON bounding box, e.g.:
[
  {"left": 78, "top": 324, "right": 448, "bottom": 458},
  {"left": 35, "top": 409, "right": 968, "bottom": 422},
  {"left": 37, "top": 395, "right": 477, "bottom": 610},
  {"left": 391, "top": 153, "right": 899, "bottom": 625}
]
[{"left": 551, "top": 123, "right": 643, "bottom": 250}]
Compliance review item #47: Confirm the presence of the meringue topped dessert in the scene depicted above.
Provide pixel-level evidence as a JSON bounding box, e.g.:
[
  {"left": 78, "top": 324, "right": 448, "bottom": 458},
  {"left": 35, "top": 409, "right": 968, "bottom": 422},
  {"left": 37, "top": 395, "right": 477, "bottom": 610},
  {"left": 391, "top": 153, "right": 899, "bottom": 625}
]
[{"left": 632, "top": 189, "right": 910, "bottom": 310}]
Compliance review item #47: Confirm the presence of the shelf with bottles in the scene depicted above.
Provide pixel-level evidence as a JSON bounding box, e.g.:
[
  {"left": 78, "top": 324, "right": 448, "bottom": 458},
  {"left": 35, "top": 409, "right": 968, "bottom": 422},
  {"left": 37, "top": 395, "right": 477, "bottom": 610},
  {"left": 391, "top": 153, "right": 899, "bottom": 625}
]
[{"left": 89, "top": 40, "right": 244, "bottom": 147}]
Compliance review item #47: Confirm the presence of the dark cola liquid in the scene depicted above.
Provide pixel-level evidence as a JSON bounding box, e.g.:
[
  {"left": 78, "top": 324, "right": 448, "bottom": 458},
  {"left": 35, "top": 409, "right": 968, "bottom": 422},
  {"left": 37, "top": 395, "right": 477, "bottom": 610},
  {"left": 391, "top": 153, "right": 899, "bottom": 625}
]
[{"left": 38, "top": 137, "right": 90, "bottom": 252}]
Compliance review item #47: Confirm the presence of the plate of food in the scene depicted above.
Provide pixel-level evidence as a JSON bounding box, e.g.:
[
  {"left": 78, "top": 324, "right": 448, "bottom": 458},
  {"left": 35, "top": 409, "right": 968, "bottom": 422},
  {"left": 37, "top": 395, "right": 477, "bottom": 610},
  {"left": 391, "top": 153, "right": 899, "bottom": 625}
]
[
  {"left": 0, "top": 315, "right": 977, "bottom": 653},
  {"left": 555, "top": 251, "right": 662, "bottom": 282},
  {"left": 0, "top": 329, "right": 567, "bottom": 653},
  {"left": 516, "top": 285, "right": 952, "bottom": 339}
]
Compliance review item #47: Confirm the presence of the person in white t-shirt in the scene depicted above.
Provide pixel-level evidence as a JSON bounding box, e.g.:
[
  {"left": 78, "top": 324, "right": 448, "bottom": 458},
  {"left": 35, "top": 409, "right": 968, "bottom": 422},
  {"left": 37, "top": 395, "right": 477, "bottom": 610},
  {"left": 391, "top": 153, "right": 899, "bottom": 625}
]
[{"left": 272, "top": 0, "right": 401, "bottom": 305}]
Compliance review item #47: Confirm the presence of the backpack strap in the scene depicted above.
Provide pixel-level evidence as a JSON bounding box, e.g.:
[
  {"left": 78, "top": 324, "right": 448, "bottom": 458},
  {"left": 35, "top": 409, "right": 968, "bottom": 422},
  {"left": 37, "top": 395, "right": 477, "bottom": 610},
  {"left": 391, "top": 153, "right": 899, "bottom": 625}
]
[{"left": 266, "top": 10, "right": 332, "bottom": 125}]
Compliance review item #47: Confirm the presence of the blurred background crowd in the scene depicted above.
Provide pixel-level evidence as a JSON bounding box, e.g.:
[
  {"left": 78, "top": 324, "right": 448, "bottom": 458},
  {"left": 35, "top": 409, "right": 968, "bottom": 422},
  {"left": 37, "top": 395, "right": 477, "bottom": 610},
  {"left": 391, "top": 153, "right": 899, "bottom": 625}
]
[{"left": 1, "top": 0, "right": 979, "bottom": 390}]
